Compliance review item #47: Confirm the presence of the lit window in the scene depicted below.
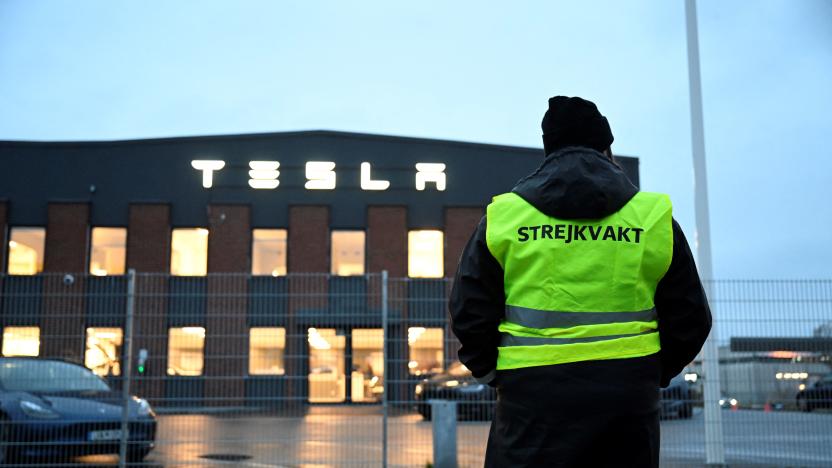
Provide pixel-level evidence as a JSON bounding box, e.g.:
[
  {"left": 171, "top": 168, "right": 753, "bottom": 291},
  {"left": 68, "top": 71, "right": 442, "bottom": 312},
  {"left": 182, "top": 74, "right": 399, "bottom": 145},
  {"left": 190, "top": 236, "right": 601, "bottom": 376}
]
[
  {"left": 408, "top": 230, "right": 443, "bottom": 278},
  {"left": 89, "top": 228, "right": 127, "bottom": 276},
  {"left": 2, "top": 327, "right": 40, "bottom": 357},
  {"left": 249, "top": 327, "right": 286, "bottom": 375},
  {"left": 170, "top": 228, "right": 209, "bottom": 276},
  {"left": 252, "top": 229, "right": 287, "bottom": 276},
  {"left": 308, "top": 328, "right": 346, "bottom": 402},
  {"left": 408, "top": 327, "right": 444, "bottom": 376},
  {"left": 351, "top": 329, "right": 384, "bottom": 402},
  {"left": 331, "top": 231, "right": 365, "bottom": 276},
  {"left": 85, "top": 328, "right": 123, "bottom": 376},
  {"left": 7, "top": 227, "right": 45, "bottom": 275},
  {"left": 167, "top": 327, "right": 205, "bottom": 376}
]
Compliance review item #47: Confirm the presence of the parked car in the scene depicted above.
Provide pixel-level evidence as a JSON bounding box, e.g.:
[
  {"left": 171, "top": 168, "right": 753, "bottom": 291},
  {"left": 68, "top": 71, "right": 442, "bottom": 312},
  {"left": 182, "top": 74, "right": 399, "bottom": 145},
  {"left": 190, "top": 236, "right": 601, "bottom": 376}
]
[
  {"left": 796, "top": 373, "right": 832, "bottom": 412},
  {"left": 414, "top": 362, "right": 495, "bottom": 421},
  {"left": 660, "top": 375, "right": 694, "bottom": 419},
  {"left": 0, "top": 357, "right": 157, "bottom": 464}
]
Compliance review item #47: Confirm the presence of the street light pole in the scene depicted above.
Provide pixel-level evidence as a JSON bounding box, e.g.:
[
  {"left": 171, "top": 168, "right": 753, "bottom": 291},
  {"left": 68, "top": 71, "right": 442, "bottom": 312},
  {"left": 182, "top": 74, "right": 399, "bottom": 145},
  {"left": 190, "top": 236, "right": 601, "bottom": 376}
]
[{"left": 684, "top": 0, "right": 725, "bottom": 465}]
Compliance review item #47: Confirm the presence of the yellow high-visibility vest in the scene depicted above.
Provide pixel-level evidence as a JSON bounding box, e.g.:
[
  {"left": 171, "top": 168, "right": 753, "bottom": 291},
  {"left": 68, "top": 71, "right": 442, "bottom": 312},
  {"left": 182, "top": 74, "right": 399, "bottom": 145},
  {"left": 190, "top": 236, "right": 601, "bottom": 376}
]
[{"left": 485, "top": 191, "right": 673, "bottom": 370}]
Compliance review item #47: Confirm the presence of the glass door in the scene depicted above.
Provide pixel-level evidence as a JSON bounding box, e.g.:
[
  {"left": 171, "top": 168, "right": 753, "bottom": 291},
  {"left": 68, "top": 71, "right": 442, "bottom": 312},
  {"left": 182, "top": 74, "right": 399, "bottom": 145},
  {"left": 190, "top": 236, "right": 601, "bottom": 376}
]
[
  {"left": 308, "top": 328, "right": 346, "bottom": 403},
  {"left": 351, "top": 329, "right": 384, "bottom": 402}
]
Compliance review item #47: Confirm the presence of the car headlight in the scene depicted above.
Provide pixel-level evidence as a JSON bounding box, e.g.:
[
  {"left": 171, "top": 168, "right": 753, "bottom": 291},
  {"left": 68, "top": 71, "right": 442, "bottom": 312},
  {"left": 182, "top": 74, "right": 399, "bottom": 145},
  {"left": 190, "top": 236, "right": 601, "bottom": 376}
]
[
  {"left": 20, "top": 400, "right": 60, "bottom": 419},
  {"left": 134, "top": 397, "right": 155, "bottom": 417}
]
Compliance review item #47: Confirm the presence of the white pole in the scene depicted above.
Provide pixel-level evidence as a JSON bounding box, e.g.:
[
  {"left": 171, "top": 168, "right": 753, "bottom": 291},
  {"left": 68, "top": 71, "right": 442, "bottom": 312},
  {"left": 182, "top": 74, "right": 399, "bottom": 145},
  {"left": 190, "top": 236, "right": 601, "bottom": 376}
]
[{"left": 684, "top": 0, "right": 725, "bottom": 465}]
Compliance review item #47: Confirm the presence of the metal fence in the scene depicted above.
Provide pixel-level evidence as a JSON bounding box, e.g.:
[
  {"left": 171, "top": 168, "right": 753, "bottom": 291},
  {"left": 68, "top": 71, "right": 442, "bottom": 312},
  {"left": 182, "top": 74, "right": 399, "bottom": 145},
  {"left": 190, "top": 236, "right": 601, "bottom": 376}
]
[{"left": 0, "top": 273, "right": 830, "bottom": 467}]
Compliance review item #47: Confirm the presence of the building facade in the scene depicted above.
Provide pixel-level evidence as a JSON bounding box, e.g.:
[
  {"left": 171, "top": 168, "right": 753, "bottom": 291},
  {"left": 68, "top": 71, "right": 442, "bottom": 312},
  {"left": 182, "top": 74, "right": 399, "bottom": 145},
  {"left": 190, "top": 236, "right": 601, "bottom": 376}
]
[{"left": 0, "top": 130, "right": 639, "bottom": 407}]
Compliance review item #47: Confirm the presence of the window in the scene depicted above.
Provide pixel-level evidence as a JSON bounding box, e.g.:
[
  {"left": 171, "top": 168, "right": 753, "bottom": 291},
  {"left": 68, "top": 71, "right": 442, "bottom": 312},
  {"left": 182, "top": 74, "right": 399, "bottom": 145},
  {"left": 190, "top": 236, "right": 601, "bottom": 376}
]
[
  {"left": 2, "top": 327, "right": 40, "bottom": 357},
  {"left": 7, "top": 227, "right": 45, "bottom": 275},
  {"left": 249, "top": 327, "right": 286, "bottom": 375},
  {"left": 89, "top": 228, "right": 127, "bottom": 276},
  {"left": 408, "top": 327, "right": 444, "bottom": 376},
  {"left": 170, "top": 228, "right": 209, "bottom": 276},
  {"left": 308, "top": 328, "right": 346, "bottom": 402},
  {"left": 85, "top": 327, "right": 123, "bottom": 376},
  {"left": 351, "top": 329, "right": 383, "bottom": 402},
  {"left": 331, "top": 231, "right": 365, "bottom": 276},
  {"left": 167, "top": 327, "right": 205, "bottom": 376},
  {"left": 408, "top": 230, "right": 443, "bottom": 278},
  {"left": 252, "top": 229, "right": 287, "bottom": 276}
]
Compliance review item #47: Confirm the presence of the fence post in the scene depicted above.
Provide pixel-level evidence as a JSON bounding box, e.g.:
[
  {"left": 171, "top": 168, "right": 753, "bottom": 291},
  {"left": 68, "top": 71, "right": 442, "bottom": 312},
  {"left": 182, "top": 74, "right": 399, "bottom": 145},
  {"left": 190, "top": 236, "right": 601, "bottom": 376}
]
[
  {"left": 381, "top": 270, "right": 389, "bottom": 468},
  {"left": 119, "top": 269, "right": 137, "bottom": 467},
  {"left": 430, "top": 400, "right": 458, "bottom": 468}
]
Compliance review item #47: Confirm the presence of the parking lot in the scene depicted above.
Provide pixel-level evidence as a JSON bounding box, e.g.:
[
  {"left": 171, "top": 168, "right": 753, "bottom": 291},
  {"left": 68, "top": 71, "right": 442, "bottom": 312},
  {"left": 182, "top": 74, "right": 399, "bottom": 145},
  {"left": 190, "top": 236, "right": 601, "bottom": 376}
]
[{"left": 57, "top": 407, "right": 832, "bottom": 468}]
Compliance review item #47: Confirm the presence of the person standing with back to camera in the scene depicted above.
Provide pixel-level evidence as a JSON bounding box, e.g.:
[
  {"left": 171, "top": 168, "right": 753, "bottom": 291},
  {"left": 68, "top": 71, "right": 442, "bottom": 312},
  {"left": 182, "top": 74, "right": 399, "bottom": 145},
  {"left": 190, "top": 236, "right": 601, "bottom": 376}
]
[{"left": 449, "top": 96, "right": 712, "bottom": 467}]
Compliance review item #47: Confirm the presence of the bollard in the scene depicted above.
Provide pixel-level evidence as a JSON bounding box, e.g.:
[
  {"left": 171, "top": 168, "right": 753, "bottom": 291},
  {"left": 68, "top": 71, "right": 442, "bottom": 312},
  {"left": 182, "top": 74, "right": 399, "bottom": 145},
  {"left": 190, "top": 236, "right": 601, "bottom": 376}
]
[{"left": 430, "top": 400, "right": 458, "bottom": 468}]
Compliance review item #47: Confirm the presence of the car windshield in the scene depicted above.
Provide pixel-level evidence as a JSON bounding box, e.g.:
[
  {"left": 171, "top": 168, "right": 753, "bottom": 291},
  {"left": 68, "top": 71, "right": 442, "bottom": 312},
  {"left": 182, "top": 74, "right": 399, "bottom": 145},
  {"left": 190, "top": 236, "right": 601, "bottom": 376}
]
[{"left": 0, "top": 359, "right": 110, "bottom": 393}]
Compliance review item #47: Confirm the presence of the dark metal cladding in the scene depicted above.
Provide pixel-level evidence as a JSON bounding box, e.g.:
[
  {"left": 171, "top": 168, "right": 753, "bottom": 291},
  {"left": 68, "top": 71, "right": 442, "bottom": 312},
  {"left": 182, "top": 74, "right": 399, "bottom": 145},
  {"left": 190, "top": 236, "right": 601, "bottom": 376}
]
[{"left": 0, "top": 130, "right": 639, "bottom": 228}]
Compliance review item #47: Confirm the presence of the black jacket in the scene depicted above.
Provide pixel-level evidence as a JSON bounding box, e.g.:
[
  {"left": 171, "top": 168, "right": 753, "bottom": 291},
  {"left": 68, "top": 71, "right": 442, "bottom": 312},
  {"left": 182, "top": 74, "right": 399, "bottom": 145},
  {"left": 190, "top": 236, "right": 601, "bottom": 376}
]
[{"left": 448, "top": 147, "right": 711, "bottom": 467}]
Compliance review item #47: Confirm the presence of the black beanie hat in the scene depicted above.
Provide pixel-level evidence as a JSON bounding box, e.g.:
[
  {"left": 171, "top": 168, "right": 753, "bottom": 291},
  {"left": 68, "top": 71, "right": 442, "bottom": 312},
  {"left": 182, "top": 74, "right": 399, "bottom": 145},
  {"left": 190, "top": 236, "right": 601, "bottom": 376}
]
[{"left": 541, "top": 96, "right": 614, "bottom": 155}]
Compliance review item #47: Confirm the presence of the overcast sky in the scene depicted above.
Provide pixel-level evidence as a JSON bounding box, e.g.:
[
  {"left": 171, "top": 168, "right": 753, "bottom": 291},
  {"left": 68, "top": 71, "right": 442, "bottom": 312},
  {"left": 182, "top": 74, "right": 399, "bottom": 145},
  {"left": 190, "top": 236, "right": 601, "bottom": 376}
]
[{"left": 1, "top": 0, "right": 830, "bottom": 283}]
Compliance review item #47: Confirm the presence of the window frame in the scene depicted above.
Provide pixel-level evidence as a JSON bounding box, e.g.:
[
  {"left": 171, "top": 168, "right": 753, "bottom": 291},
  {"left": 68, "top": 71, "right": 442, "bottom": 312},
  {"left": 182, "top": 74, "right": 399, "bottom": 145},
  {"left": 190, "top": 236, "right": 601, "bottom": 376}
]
[
  {"left": 251, "top": 228, "right": 288, "bottom": 277},
  {"left": 6, "top": 226, "right": 46, "bottom": 276},
  {"left": 166, "top": 326, "right": 207, "bottom": 377},
  {"left": 248, "top": 326, "right": 287, "bottom": 376},
  {"left": 330, "top": 230, "right": 366, "bottom": 277},
  {"left": 88, "top": 226, "right": 128, "bottom": 276},
  {"left": 170, "top": 227, "right": 210, "bottom": 277},
  {"left": 407, "top": 229, "right": 445, "bottom": 278}
]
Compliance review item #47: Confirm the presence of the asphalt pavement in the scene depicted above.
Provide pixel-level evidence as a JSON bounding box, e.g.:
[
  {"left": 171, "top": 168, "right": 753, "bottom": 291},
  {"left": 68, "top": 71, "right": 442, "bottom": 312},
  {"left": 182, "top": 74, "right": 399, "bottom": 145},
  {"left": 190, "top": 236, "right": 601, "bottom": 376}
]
[{"left": 56, "top": 407, "right": 832, "bottom": 467}]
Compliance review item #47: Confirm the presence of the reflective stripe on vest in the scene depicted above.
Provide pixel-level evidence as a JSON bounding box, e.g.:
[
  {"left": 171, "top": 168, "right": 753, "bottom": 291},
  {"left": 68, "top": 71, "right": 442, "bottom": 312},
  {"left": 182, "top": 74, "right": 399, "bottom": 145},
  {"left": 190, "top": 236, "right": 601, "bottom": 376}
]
[{"left": 486, "top": 191, "right": 673, "bottom": 370}]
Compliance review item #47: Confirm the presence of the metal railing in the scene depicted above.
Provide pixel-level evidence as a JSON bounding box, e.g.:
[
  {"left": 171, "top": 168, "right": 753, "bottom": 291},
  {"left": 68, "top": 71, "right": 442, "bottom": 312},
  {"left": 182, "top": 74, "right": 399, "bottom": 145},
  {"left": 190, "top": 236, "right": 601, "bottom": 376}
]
[{"left": 0, "top": 273, "right": 829, "bottom": 466}]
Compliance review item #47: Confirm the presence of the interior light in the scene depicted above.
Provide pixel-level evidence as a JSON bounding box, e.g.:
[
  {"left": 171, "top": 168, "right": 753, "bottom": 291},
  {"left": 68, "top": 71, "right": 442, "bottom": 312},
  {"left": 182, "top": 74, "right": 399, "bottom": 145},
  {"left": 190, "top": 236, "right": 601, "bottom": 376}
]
[
  {"left": 445, "top": 380, "right": 459, "bottom": 387},
  {"left": 182, "top": 327, "right": 205, "bottom": 337},
  {"left": 799, "top": 384, "right": 806, "bottom": 391},
  {"left": 8, "top": 240, "right": 18, "bottom": 248}
]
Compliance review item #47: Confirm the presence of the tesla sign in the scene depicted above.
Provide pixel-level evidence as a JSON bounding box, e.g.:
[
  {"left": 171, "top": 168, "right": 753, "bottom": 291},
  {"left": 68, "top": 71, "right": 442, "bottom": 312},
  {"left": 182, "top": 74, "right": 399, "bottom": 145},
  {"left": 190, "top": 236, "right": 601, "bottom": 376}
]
[{"left": 191, "top": 160, "right": 446, "bottom": 191}]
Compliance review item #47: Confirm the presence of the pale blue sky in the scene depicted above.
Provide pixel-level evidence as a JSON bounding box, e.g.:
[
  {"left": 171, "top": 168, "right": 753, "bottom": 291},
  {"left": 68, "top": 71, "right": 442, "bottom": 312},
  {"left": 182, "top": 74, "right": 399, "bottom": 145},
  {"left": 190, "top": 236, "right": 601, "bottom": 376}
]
[{"left": 1, "top": 0, "right": 830, "bottom": 281}]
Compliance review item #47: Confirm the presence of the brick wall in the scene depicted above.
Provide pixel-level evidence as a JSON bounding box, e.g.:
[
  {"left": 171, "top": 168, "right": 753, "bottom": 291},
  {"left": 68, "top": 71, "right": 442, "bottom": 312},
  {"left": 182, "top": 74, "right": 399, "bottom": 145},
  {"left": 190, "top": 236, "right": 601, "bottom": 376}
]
[
  {"left": 443, "top": 207, "right": 483, "bottom": 279},
  {"left": 127, "top": 203, "right": 171, "bottom": 401},
  {"left": 205, "top": 204, "right": 250, "bottom": 405},
  {"left": 40, "top": 203, "right": 89, "bottom": 362}
]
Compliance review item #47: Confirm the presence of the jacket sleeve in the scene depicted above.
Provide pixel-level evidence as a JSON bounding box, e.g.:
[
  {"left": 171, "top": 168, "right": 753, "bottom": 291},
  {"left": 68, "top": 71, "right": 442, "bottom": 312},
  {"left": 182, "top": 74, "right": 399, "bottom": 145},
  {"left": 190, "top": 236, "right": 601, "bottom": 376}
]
[
  {"left": 655, "top": 219, "right": 713, "bottom": 387},
  {"left": 448, "top": 216, "right": 506, "bottom": 385}
]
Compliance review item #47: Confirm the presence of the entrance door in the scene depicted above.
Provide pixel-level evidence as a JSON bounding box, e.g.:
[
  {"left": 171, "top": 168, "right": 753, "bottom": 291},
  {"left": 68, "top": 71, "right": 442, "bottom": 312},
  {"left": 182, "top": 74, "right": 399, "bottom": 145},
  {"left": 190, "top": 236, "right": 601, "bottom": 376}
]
[
  {"left": 308, "top": 328, "right": 346, "bottom": 403},
  {"left": 350, "top": 329, "right": 383, "bottom": 402}
]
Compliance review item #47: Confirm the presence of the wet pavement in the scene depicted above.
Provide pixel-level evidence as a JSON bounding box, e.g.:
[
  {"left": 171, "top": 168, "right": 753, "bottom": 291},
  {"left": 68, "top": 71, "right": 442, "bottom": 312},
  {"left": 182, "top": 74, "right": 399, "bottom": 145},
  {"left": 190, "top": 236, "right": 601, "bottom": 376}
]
[{"left": 48, "top": 407, "right": 832, "bottom": 467}]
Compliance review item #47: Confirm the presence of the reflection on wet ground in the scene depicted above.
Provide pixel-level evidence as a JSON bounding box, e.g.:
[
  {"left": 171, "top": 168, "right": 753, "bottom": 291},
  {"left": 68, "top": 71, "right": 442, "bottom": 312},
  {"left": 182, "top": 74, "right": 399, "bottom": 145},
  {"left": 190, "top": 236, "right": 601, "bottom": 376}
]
[{"left": 28, "top": 407, "right": 832, "bottom": 467}]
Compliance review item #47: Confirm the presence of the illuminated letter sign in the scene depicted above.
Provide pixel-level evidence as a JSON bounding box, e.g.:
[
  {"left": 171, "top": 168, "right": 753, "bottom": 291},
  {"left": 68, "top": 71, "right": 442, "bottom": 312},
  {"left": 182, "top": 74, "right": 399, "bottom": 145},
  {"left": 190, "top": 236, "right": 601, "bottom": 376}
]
[
  {"left": 191, "top": 160, "right": 448, "bottom": 191},
  {"left": 305, "top": 161, "right": 337, "bottom": 190},
  {"left": 248, "top": 161, "right": 280, "bottom": 189},
  {"left": 360, "top": 162, "right": 390, "bottom": 191},
  {"left": 191, "top": 160, "right": 226, "bottom": 188},
  {"left": 415, "top": 163, "right": 446, "bottom": 191}
]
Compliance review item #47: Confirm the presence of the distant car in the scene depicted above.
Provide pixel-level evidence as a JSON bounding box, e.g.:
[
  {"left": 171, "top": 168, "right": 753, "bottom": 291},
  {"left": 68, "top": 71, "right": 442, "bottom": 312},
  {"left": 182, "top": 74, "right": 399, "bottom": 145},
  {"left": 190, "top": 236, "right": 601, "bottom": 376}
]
[
  {"left": 414, "top": 362, "right": 495, "bottom": 421},
  {"left": 660, "top": 375, "right": 694, "bottom": 419},
  {"left": 0, "top": 357, "right": 156, "bottom": 464},
  {"left": 718, "top": 395, "right": 739, "bottom": 410},
  {"left": 796, "top": 373, "right": 832, "bottom": 412}
]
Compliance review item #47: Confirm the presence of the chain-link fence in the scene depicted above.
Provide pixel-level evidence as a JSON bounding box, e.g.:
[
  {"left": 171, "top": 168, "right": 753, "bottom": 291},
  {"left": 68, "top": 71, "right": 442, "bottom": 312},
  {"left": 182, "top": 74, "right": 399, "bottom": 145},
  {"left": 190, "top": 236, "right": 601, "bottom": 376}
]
[{"left": 0, "top": 273, "right": 829, "bottom": 467}]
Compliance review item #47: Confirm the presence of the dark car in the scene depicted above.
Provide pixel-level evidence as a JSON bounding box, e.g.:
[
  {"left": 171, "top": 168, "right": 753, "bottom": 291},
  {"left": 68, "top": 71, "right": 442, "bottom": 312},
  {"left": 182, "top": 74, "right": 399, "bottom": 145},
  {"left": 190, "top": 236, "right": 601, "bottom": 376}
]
[
  {"left": 660, "top": 374, "right": 694, "bottom": 419},
  {"left": 415, "top": 363, "right": 694, "bottom": 421},
  {"left": 414, "top": 362, "right": 496, "bottom": 420},
  {"left": 796, "top": 373, "right": 832, "bottom": 412},
  {"left": 0, "top": 357, "right": 156, "bottom": 464}
]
